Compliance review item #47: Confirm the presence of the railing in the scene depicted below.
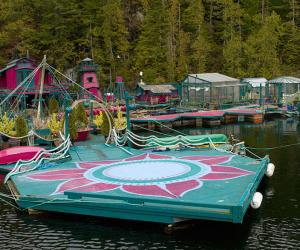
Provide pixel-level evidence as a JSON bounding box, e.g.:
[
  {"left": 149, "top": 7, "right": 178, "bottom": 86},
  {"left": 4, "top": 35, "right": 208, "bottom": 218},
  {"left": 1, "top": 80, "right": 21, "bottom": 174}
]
[{"left": 4, "top": 136, "right": 71, "bottom": 183}]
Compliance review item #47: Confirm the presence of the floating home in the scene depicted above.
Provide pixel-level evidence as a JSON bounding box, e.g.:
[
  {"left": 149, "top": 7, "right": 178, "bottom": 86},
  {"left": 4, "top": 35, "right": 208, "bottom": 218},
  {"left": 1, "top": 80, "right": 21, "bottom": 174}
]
[
  {"left": 136, "top": 81, "right": 179, "bottom": 105},
  {"left": 0, "top": 58, "right": 53, "bottom": 101}
]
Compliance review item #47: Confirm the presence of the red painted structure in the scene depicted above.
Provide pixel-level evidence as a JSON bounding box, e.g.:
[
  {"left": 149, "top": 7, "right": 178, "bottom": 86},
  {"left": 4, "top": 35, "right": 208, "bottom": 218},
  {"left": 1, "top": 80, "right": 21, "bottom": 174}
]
[
  {"left": 136, "top": 82, "right": 179, "bottom": 105},
  {"left": 0, "top": 58, "right": 53, "bottom": 93}
]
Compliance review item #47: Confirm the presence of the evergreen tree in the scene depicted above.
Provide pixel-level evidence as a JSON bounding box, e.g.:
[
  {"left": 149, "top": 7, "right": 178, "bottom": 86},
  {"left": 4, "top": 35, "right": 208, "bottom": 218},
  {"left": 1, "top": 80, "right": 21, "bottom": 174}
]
[
  {"left": 135, "top": 0, "right": 169, "bottom": 82},
  {"left": 244, "top": 12, "right": 283, "bottom": 78},
  {"left": 183, "top": 0, "right": 211, "bottom": 73},
  {"left": 222, "top": 0, "right": 244, "bottom": 77}
]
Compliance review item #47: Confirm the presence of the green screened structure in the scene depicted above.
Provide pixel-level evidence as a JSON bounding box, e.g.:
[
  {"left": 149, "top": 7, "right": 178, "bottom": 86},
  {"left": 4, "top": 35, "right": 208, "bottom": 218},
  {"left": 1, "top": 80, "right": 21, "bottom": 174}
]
[
  {"left": 267, "top": 76, "right": 300, "bottom": 106},
  {"left": 181, "top": 73, "right": 248, "bottom": 109}
]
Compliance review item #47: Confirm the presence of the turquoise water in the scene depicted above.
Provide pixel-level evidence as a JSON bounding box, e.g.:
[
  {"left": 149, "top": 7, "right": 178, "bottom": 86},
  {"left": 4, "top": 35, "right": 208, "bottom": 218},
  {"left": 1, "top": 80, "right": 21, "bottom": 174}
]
[{"left": 0, "top": 119, "right": 299, "bottom": 249}]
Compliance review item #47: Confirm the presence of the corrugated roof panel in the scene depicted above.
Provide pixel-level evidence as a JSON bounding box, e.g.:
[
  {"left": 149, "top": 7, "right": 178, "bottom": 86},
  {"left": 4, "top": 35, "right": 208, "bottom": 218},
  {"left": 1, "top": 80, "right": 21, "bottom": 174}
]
[
  {"left": 268, "top": 76, "right": 300, "bottom": 84},
  {"left": 191, "top": 73, "right": 239, "bottom": 83},
  {"left": 241, "top": 77, "right": 268, "bottom": 87}
]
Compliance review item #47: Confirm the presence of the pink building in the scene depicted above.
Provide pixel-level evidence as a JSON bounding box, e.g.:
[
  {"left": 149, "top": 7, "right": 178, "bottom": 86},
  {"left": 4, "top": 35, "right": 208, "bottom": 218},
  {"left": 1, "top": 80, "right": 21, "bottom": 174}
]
[
  {"left": 0, "top": 58, "right": 53, "bottom": 93},
  {"left": 79, "top": 58, "right": 101, "bottom": 99}
]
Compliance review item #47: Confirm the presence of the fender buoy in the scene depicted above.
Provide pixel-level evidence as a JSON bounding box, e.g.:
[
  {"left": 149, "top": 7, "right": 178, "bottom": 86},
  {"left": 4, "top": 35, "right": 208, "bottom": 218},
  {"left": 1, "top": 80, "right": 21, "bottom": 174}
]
[
  {"left": 266, "top": 163, "right": 275, "bottom": 177},
  {"left": 250, "top": 192, "right": 263, "bottom": 209}
]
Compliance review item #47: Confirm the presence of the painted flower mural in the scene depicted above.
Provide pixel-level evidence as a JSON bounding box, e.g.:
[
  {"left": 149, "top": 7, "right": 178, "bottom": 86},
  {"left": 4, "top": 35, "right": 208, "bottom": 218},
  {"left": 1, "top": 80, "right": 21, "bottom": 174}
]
[{"left": 26, "top": 153, "right": 254, "bottom": 198}]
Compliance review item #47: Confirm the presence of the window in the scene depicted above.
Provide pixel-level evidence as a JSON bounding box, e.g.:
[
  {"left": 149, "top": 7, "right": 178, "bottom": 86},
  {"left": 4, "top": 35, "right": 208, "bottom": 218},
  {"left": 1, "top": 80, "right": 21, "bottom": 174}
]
[
  {"left": 17, "top": 69, "right": 34, "bottom": 88},
  {"left": 87, "top": 76, "right": 93, "bottom": 83}
]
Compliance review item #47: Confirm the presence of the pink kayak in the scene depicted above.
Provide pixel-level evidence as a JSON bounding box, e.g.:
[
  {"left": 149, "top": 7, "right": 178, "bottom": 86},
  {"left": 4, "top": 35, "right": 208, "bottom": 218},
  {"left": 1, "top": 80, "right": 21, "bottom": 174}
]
[{"left": 0, "top": 146, "right": 46, "bottom": 165}]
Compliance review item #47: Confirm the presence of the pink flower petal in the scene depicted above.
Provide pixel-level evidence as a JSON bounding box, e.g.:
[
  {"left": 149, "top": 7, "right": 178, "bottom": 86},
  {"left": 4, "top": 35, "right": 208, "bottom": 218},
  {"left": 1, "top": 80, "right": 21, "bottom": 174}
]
[
  {"left": 199, "top": 156, "right": 232, "bottom": 165},
  {"left": 200, "top": 172, "right": 252, "bottom": 180},
  {"left": 210, "top": 165, "right": 254, "bottom": 174},
  {"left": 122, "top": 185, "right": 175, "bottom": 198},
  {"left": 180, "top": 156, "right": 217, "bottom": 161},
  {"left": 54, "top": 178, "right": 93, "bottom": 194},
  {"left": 124, "top": 153, "right": 147, "bottom": 161},
  {"left": 27, "top": 169, "right": 85, "bottom": 180},
  {"left": 78, "top": 160, "right": 119, "bottom": 169},
  {"left": 166, "top": 180, "right": 201, "bottom": 197},
  {"left": 148, "top": 154, "right": 172, "bottom": 159},
  {"left": 180, "top": 155, "right": 232, "bottom": 165},
  {"left": 71, "top": 182, "right": 118, "bottom": 193}
]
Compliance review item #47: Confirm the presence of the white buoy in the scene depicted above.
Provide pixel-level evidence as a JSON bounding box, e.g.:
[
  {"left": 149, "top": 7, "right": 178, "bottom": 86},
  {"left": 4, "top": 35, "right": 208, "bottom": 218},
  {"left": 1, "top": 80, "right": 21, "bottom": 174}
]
[
  {"left": 250, "top": 192, "right": 263, "bottom": 209},
  {"left": 266, "top": 163, "right": 275, "bottom": 177}
]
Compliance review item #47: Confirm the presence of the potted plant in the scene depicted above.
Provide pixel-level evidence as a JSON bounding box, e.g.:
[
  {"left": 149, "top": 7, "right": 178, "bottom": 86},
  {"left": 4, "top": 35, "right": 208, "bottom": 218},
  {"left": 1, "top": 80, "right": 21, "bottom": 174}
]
[
  {"left": 47, "top": 113, "right": 64, "bottom": 146},
  {"left": 101, "top": 111, "right": 114, "bottom": 141},
  {"left": 114, "top": 108, "right": 126, "bottom": 132},
  {"left": 0, "top": 113, "right": 16, "bottom": 148},
  {"left": 68, "top": 104, "right": 92, "bottom": 142},
  {"left": 93, "top": 112, "right": 103, "bottom": 134}
]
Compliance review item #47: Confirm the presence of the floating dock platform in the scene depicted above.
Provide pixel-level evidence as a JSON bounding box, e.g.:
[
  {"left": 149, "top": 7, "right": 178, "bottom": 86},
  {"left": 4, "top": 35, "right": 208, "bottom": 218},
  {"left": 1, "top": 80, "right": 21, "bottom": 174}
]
[
  {"left": 131, "top": 108, "right": 264, "bottom": 131},
  {"left": 6, "top": 139, "right": 269, "bottom": 224}
]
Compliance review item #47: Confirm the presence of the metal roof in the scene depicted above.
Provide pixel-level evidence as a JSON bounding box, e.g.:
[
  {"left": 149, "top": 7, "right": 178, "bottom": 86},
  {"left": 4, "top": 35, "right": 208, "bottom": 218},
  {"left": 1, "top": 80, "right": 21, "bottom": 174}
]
[
  {"left": 138, "top": 83, "right": 176, "bottom": 94},
  {"left": 184, "top": 73, "right": 239, "bottom": 84},
  {"left": 82, "top": 57, "right": 92, "bottom": 62},
  {"left": 0, "top": 63, "right": 16, "bottom": 75},
  {"left": 241, "top": 77, "right": 268, "bottom": 87},
  {"left": 268, "top": 76, "right": 300, "bottom": 84}
]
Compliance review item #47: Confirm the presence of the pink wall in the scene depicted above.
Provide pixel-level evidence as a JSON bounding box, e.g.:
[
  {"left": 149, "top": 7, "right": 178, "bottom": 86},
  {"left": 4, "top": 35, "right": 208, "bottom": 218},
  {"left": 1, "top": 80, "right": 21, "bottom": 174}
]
[
  {"left": 88, "top": 87, "right": 100, "bottom": 98},
  {"left": 0, "top": 76, "right": 5, "bottom": 87},
  {"left": 82, "top": 72, "right": 99, "bottom": 88},
  {"left": 6, "top": 68, "right": 17, "bottom": 89},
  {"left": 0, "top": 67, "right": 53, "bottom": 90}
]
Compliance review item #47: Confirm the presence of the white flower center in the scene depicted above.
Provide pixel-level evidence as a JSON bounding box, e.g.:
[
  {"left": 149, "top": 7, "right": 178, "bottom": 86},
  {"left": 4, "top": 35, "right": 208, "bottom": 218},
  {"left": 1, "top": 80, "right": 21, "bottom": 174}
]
[{"left": 102, "top": 161, "right": 190, "bottom": 181}]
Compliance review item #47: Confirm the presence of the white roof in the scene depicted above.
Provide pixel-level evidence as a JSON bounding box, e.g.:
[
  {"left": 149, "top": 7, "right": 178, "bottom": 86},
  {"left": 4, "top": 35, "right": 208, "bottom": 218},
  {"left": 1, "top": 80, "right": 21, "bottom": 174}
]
[
  {"left": 82, "top": 57, "right": 92, "bottom": 62},
  {"left": 242, "top": 77, "right": 268, "bottom": 87},
  {"left": 268, "top": 76, "right": 300, "bottom": 84},
  {"left": 184, "top": 73, "right": 239, "bottom": 84}
]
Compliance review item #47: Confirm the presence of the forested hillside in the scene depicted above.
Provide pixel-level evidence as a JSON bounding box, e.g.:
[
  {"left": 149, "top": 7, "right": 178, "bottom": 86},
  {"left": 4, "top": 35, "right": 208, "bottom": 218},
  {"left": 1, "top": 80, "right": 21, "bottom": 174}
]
[{"left": 0, "top": 0, "right": 299, "bottom": 87}]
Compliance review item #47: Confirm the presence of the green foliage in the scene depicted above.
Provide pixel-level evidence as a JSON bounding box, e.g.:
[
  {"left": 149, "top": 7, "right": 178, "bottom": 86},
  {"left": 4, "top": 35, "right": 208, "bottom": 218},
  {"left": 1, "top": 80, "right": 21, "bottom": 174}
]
[
  {"left": 101, "top": 112, "right": 114, "bottom": 137},
  {"left": 0, "top": 0, "right": 299, "bottom": 82},
  {"left": 15, "top": 116, "right": 28, "bottom": 137},
  {"left": 75, "top": 104, "right": 88, "bottom": 128},
  {"left": 68, "top": 110, "right": 77, "bottom": 141},
  {"left": 48, "top": 97, "right": 59, "bottom": 115},
  {"left": 0, "top": 113, "right": 15, "bottom": 136}
]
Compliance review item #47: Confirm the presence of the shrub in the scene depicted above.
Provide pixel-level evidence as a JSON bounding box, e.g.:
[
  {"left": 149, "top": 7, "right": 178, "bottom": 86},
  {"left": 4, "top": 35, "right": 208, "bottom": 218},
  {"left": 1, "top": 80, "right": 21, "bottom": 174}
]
[
  {"left": 48, "top": 97, "right": 59, "bottom": 114},
  {"left": 93, "top": 112, "right": 103, "bottom": 128},
  {"left": 75, "top": 104, "right": 88, "bottom": 128},
  {"left": 15, "top": 116, "right": 28, "bottom": 137},
  {"left": 0, "top": 113, "right": 15, "bottom": 136},
  {"left": 47, "top": 113, "right": 63, "bottom": 136},
  {"left": 101, "top": 111, "right": 114, "bottom": 138},
  {"left": 68, "top": 110, "right": 78, "bottom": 140}
]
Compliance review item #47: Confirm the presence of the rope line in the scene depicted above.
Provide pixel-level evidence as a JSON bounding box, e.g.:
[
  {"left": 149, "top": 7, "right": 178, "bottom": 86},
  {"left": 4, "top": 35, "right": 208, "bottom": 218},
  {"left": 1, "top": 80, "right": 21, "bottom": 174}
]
[{"left": 246, "top": 142, "right": 300, "bottom": 150}]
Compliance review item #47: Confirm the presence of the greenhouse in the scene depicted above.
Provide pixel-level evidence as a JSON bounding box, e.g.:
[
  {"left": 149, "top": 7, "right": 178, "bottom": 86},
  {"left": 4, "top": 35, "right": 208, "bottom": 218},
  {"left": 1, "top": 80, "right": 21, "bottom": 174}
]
[
  {"left": 181, "top": 73, "right": 247, "bottom": 109},
  {"left": 241, "top": 78, "right": 268, "bottom": 105},
  {"left": 267, "top": 76, "right": 300, "bottom": 106}
]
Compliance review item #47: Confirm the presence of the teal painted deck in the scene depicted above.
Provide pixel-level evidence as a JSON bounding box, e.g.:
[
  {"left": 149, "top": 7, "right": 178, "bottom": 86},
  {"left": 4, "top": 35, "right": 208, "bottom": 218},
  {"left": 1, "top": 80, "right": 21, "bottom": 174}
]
[{"left": 7, "top": 134, "right": 269, "bottom": 224}]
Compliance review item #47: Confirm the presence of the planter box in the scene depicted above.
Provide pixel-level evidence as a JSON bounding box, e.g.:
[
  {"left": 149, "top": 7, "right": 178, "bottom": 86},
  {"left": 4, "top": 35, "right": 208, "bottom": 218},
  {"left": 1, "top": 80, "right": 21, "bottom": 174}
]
[{"left": 75, "top": 129, "right": 92, "bottom": 142}]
